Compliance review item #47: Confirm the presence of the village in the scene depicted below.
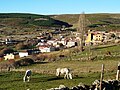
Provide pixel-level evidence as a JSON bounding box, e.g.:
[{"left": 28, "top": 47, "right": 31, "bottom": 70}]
[
  {"left": 0, "top": 26, "right": 120, "bottom": 89},
  {"left": 0, "top": 28, "right": 120, "bottom": 61}
]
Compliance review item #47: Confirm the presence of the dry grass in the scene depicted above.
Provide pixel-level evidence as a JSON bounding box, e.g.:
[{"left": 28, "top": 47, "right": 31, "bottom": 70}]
[
  {"left": 17, "top": 44, "right": 120, "bottom": 79},
  {"left": 1, "top": 44, "right": 120, "bottom": 89},
  {"left": 17, "top": 59, "right": 119, "bottom": 80}
]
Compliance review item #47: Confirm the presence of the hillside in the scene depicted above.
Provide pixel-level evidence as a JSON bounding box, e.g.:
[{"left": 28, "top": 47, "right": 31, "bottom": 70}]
[
  {"left": 0, "top": 13, "right": 71, "bottom": 35},
  {"left": 51, "top": 13, "right": 120, "bottom": 31},
  {"left": 0, "top": 13, "right": 120, "bottom": 36},
  {"left": 0, "top": 44, "right": 120, "bottom": 89}
]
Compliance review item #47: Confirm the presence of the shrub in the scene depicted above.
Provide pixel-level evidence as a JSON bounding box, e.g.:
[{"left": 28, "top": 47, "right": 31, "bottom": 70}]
[
  {"left": 31, "top": 54, "right": 46, "bottom": 62},
  {"left": 14, "top": 58, "right": 34, "bottom": 67},
  {"left": 47, "top": 54, "right": 58, "bottom": 62},
  {"left": 0, "top": 48, "right": 14, "bottom": 55},
  {"left": 15, "top": 43, "right": 31, "bottom": 50},
  {"left": 37, "top": 53, "right": 59, "bottom": 62},
  {"left": 36, "top": 54, "right": 48, "bottom": 61}
]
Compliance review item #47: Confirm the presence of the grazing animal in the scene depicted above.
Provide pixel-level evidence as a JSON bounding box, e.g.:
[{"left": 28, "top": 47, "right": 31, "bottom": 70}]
[
  {"left": 23, "top": 70, "right": 31, "bottom": 82},
  {"left": 56, "top": 68, "right": 72, "bottom": 79}
]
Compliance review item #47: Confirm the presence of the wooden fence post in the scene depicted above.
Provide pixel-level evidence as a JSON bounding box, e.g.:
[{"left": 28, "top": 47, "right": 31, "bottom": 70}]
[
  {"left": 100, "top": 64, "right": 104, "bottom": 90},
  {"left": 7, "top": 66, "right": 11, "bottom": 71},
  {"left": 116, "top": 62, "right": 120, "bottom": 80}
]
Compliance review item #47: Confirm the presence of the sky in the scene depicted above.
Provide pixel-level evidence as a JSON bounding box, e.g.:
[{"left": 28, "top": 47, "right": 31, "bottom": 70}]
[{"left": 0, "top": 0, "right": 120, "bottom": 15}]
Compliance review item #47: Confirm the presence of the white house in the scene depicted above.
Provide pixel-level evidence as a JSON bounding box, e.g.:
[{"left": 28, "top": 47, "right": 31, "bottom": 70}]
[
  {"left": 4, "top": 53, "right": 15, "bottom": 60},
  {"left": 19, "top": 52, "right": 29, "bottom": 58},
  {"left": 47, "top": 40, "right": 56, "bottom": 45},
  {"left": 66, "top": 41, "right": 76, "bottom": 48},
  {"left": 38, "top": 45, "right": 55, "bottom": 53}
]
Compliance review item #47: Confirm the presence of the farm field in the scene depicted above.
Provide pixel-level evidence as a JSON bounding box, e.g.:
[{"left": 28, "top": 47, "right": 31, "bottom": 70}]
[
  {"left": 0, "top": 43, "right": 120, "bottom": 89},
  {"left": 0, "top": 69, "right": 116, "bottom": 90},
  {"left": 0, "top": 58, "right": 119, "bottom": 89}
]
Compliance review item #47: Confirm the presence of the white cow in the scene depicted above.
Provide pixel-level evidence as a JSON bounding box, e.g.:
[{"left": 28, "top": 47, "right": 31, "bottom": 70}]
[
  {"left": 23, "top": 70, "right": 31, "bottom": 82},
  {"left": 56, "top": 68, "right": 72, "bottom": 79}
]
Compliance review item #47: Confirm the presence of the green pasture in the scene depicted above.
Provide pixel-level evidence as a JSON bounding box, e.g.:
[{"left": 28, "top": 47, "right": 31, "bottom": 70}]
[
  {"left": 0, "top": 70, "right": 116, "bottom": 90},
  {"left": 1, "top": 58, "right": 118, "bottom": 89},
  {"left": 0, "top": 44, "right": 120, "bottom": 89}
]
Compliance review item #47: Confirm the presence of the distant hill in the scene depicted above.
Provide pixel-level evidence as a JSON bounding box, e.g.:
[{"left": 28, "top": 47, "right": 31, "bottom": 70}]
[
  {"left": 0, "top": 13, "right": 120, "bottom": 36},
  {"left": 50, "top": 13, "right": 120, "bottom": 31},
  {"left": 0, "top": 13, "right": 71, "bottom": 29}
]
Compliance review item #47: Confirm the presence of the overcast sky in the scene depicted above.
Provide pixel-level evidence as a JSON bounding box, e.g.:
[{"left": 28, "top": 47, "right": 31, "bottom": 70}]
[{"left": 0, "top": 0, "right": 120, "bottom": 15}]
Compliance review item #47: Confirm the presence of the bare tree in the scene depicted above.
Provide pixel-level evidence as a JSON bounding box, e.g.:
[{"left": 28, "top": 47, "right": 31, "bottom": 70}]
[{"left": 77, "top": 12, "right": 86, "bottom": 52}]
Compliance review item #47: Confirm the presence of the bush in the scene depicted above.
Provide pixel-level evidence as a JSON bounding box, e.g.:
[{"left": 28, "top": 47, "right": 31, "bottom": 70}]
[
  {"left": 37, "top": 53, "right": 59, "bottom": 62},
  {"left": 14, "top": 58, "right": 34, "bottom": 67},
  {"left": 31, "top": 54, "right": 46, "bottom": 62},
  {"left": 0, "top": 48, "right": 14, "bottom": 55},
  {"left": 15, "top": 43, "right": 31, "bottom": 50},
  {"left": 47, "top": 54, "right": 58, "bottom": 62}
]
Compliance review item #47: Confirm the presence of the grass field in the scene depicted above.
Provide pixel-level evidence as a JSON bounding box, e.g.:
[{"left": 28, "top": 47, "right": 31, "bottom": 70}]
[
  {"left": 0, "top": 59, "right": 119, "bottom": 89},
  {"left": 0, "top": 70, "right": 116, "bottom": 90},
  {"left": 0, "top": 44, "right": 120, "bottom": 89}
]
